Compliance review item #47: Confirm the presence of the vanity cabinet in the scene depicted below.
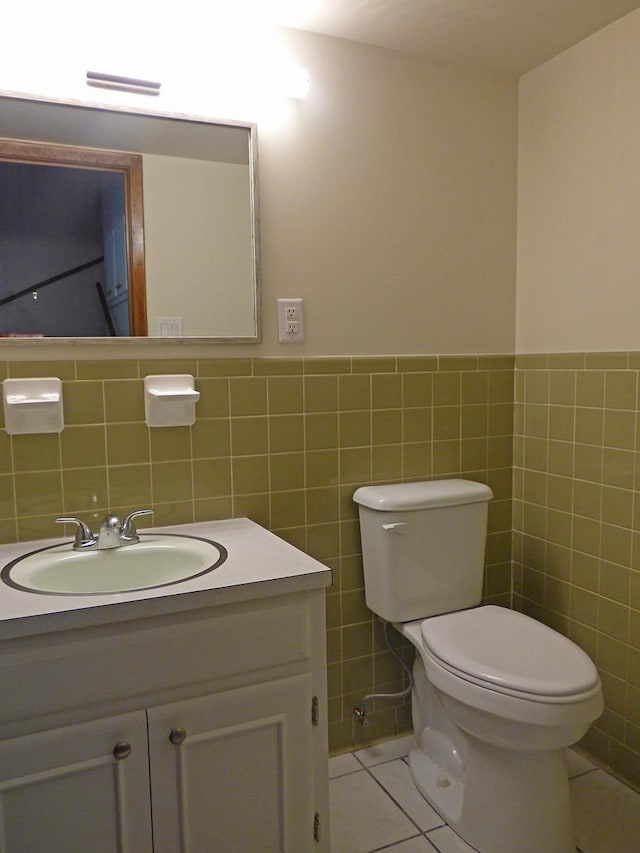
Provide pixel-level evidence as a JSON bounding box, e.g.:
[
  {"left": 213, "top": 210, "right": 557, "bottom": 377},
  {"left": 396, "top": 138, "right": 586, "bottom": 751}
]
[{"left": 0, "top": 585, "right": 329, "bottom": 852}]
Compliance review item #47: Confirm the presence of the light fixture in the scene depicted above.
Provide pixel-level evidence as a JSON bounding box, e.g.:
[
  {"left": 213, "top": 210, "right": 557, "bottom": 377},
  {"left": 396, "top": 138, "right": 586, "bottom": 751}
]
[{"left": 86, "top": 70, "right": 162, "bottom": 96}]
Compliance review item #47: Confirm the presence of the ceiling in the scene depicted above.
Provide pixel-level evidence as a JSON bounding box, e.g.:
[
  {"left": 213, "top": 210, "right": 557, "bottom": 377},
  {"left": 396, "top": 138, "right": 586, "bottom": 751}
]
[{"left": 280, "top": 0, "right": 640, "bottom": 75}]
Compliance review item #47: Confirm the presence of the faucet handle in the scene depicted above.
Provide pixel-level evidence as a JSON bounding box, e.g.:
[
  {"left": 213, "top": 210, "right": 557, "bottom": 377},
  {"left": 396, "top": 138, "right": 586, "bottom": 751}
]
[
  {"left": 121, "top": 509, "right": 153, "bottom": 540},
  {"left": 56, "top": 516, "right": 96, "bottom": 550}
]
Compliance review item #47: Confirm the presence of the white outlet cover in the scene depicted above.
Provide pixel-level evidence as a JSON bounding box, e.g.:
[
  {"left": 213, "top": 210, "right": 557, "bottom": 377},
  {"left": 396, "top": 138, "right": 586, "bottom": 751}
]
[{"left": 277, "top": 298, "right": 305, "bottom": 343}]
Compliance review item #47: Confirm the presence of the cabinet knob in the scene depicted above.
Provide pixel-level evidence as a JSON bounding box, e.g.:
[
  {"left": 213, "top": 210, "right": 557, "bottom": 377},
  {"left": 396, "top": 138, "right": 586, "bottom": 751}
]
[
  {"left": 169, "top": 726, "right": 187, "bottom": 745},
  {"left": 113, "top": 742, "right": 132, "bottom": 760}
]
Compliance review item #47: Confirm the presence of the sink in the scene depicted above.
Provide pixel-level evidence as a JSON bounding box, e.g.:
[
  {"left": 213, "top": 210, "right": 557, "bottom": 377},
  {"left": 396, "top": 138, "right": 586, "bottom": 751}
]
[{"left": 1, "top": 533, "right": 227, "bottom": 595}]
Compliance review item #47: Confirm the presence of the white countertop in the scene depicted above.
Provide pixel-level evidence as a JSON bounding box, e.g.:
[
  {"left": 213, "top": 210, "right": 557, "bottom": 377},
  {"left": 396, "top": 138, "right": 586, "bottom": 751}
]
[{"left": 0, "top": 518, "right": 332, "bottom": 640}]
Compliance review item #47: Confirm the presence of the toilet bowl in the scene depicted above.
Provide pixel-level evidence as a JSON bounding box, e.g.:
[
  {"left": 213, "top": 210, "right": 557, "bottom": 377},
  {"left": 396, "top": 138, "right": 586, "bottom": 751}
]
[
  {"left": 353, "top": 479, "right": 604, "bottom": 853},
  {"left": 400, "top": 606, "right": 603, "bottom": 853}
]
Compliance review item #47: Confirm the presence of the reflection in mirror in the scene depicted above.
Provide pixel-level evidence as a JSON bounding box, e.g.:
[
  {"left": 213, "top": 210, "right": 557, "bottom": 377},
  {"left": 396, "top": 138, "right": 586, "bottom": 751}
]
[
  {"left": 0, "top": 141, "right": 146, "bottom": 337},
  {"left": 0, "top": 93, "right": 260, "bottom": 342}
]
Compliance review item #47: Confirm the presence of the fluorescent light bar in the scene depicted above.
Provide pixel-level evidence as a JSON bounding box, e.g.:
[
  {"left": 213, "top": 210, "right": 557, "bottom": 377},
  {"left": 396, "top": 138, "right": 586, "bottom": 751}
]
[{"left": 86, "top": 71, "right": 162, "bottom": 95}]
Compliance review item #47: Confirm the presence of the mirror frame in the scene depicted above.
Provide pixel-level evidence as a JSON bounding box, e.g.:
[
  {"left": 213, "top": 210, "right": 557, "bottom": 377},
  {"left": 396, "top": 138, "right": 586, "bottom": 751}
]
[{"left": 0, "top": 91, "right": 261, "bottom": 346}]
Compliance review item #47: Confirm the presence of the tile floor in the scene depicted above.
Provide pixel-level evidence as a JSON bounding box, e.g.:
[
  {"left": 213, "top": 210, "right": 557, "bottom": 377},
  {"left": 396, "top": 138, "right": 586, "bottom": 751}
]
[{"left": 329, "top": 736, "right": 640, "bottom": 853}]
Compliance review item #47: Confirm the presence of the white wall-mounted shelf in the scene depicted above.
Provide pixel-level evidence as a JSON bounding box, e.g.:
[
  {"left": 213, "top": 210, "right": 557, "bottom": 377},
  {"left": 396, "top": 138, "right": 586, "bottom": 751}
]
[
  {"left": 144, "top": 375, "right": 200, "bottom": 427},
  {"left": 3, "top": 378, "right": 64, "bottom": 434}
]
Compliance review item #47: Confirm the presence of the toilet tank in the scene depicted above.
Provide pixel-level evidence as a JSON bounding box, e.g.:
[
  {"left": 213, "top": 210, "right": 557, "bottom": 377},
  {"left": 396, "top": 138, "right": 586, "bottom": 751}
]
[{"left": 353, "top": 479, "right": 493, "bottom": 622}]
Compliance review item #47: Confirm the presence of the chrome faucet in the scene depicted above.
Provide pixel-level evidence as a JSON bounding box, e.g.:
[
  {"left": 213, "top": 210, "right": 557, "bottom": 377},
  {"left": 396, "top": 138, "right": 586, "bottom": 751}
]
[{"left": 56, "top": 510, "right": 153, "bottom": 551}]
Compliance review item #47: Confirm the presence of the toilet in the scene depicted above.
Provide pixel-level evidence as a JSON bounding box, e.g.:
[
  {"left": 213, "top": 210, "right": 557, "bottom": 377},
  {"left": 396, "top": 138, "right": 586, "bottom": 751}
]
[{"left": 353, "top": 479, "right": 603, "bottom": 853}]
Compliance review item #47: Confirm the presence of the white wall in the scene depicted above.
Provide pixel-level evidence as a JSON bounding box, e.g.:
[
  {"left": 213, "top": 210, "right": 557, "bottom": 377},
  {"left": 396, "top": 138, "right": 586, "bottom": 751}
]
[
  {"left": 517, "top": 9, "right": 640, "bottom": 353},
  {"left": 143, "top": 155, "right": 255, "bottom": 337},
  {"left": 256, "top": 29, "right": 518, "bottom": 356}
]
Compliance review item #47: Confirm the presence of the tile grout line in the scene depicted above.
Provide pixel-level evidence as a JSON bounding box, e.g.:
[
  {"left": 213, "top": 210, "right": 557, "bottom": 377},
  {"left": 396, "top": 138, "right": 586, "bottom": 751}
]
[{"left": 360, "top": 752, "right": 448, "bottom": 839}]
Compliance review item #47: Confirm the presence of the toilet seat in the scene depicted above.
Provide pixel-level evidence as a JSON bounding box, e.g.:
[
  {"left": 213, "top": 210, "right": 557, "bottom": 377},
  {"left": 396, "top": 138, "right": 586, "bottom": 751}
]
[{"left": 420, "top": 605, "right": 600, "bottom": 703}]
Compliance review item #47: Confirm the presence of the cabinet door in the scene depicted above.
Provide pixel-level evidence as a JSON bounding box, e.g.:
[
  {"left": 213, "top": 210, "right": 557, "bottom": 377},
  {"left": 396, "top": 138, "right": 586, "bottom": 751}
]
[
  {"left": 0, "top": 711, "right": 152, "bottom": 853},
  {"left": 148, "top": 674, "right": 315, "bottom": 853}
]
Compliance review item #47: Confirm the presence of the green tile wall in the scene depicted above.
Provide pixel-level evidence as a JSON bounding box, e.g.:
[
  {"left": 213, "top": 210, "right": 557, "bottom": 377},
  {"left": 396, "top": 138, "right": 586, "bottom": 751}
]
[
  {"left": 514, "top": 352, "right": 640, "bottom": 790},
  {"left": 0, "top": 354, "right": 513, "bottom": 754},
  {"left": 5, "top": 350, "right": 640, "bottom": 785}
]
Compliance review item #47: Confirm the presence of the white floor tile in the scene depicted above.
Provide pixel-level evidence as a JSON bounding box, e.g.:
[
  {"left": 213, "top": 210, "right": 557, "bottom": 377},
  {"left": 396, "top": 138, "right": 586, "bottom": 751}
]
[
  {"left": 329, "top": 736, "right": 640, "bottom": 853},
  {"left": 329, "top": 751, "right": 362, "bottom": 778},
  {"left": 382, "top": 836, "right": 437, "bottom": 852},
  {"left": 330, "top": 769, "right": 418, "bottom": 853},
  {"left": 355, "top": 734, "right": 415, "bottom": 766},
  {"left": 425, "top": 826, "right": 478, "bottom": 853},
  {"left": 571, "top": 769, "right": 640, "bottom": 853},
  {"left": 566, "top": 747, "right": 597, "bottom": 779},
  {"left": 370, "top": 759, "right": 445, "bottom": 831}
]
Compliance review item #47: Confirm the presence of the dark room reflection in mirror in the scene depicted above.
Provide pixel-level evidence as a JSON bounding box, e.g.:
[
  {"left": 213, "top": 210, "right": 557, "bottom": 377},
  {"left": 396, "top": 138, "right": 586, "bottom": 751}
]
[{"left": 0, "top": 140, "right": 146, "bottom": 338}]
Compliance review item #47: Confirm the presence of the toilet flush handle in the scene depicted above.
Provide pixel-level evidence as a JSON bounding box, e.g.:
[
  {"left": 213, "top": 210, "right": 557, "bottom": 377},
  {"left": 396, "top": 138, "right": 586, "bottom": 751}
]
[{"left": 382, "top": 522, "right": 408, "bottom": 534}]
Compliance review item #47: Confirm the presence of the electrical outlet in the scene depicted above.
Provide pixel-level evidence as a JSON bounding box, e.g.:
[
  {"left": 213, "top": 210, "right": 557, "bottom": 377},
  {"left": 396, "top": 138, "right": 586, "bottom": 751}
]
[
  {"left": 277, "top": 298, "right": 305, "bottom": 343},
  {"left": 156, "top": 317, "right": 183, "bottom": 336}
]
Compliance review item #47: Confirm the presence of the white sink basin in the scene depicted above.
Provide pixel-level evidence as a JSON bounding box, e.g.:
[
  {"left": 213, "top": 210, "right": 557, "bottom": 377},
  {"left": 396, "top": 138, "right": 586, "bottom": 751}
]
[{"left": 1, "top": 534, "right": 227, "bottom": 595}]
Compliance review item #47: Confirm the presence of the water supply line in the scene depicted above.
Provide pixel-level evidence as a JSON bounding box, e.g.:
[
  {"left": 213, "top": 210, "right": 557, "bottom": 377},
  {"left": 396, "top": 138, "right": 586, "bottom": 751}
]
[{"left": 352, "top": 619, "right": 413, "bottom": 728}]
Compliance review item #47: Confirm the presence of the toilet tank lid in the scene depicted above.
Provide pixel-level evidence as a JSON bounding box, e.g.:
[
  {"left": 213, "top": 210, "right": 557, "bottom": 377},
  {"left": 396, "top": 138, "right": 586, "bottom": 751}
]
[{"left": 353, "top": 479, "right": 493, "bottom": 511}]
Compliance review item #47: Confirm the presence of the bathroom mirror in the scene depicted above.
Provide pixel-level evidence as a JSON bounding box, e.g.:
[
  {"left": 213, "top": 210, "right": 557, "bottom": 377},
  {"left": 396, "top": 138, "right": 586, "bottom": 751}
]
[{"left": 0, "top": 92, "right": 260, "bottom": 343}]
